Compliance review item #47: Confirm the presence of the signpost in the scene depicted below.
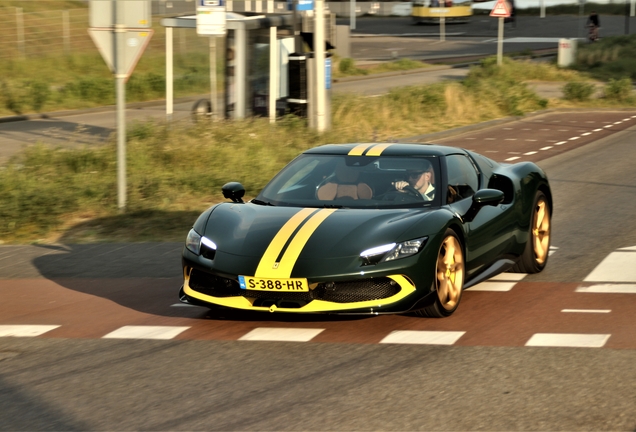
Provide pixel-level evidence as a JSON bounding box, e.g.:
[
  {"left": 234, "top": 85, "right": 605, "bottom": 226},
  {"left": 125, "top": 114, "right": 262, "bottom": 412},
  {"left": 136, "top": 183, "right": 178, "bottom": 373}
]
[
  {"left": 490, "top": 0, "right": 511, "bottom": 66},
  {"left": 89, "top": 0, "right": 152, "bottom": 212}
]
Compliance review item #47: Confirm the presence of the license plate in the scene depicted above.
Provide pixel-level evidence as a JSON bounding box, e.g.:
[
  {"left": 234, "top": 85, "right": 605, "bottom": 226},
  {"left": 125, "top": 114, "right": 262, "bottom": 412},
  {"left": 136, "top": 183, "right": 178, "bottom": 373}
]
[{"left": 238, "top": 276, "right": 309, "bottom": 292}]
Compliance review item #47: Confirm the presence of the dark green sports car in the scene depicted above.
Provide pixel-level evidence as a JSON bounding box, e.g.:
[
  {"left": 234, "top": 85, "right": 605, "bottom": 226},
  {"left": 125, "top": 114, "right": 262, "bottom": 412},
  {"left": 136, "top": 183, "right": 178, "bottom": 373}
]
[{"left": 180, "top": 143, "right": 551, "bottom": 317}]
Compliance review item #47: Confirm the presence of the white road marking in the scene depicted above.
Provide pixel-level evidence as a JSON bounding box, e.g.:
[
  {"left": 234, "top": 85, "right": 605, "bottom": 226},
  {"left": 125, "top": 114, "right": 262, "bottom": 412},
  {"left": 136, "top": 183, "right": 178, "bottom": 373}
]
[
  {"left": 466, "top": 281, "right": 516, "bottom": 291},
  {"left": 503, "top": 127, "right": 513, "bottom": 130},
  {"left": 568, "top": 136, "right": 580, "bottom": 140},
  {"left": 380, "top": 330, "right": 465, "bottom": 345},
  {"left": 593, "top": 128, "right": 603, "bottom": 131},
  {"left": 485, "top": 138, "right": 495, "bottom": 140},
  {"left": 540, "top": 146, "right": 553, "bottom": 150},
  {"left": 492, "top": 273, "right": 527, "bottom": 281},
  {"left": 576, "top": 284, "right": 636, "bottom": 294},
  {"left": 525, "top": 333, "right": 610, "bottom": 348},
  {"left": 524, "top": 151, "right": 538, "bottom": 155},
  {"left": 464, "top": 137, "right": 476, "bottom": 140},
  {"left": 239, "top": 327, "right": 324, "bottom": 342},
  {"left": 504, "top": 138, "right": 517, "bottom": 141},
  {"left": 102, "top": 325, "right": 190, "bottom": 340},
  {"left": 584, "top": 251, "right": 636, "bottom": 282},
  {"left": 614, "top": 121, "right": 623, "bottom": 124},
  {"left": 581, "top": 132, "right": 592, "bottom": 136},
  {"left": 604, "top": 125, "right": 614, "bottom": 128},
  {"left": 618, "top": 246, "right": 636, "bottom": 251},
  {"left": 524, "top": 139, "right": 537, "bottom": 142},
  {"left": 0, "top": 325, "right": 60, "bottom": 337},
  {"left": 505, "top": 157, "right": 520, "bottom": 161},
  {"left": 561, "top": 309, "right": 611, "bottom": 313},
  {"left": 555, "top": 141, "right": 567, "bottom": 145}
]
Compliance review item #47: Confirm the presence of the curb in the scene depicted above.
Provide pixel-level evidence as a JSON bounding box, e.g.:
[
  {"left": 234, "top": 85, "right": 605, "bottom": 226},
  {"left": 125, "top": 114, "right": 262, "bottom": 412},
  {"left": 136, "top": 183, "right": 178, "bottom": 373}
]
[{"left": 0, "top": 95, "right": 202, "bottom": 125}]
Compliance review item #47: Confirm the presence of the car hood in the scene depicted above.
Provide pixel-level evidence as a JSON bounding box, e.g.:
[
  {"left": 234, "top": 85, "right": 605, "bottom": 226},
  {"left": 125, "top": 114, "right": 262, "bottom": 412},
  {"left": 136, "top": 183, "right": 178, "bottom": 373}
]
[{"left": 203, "top": 203, "right": 437, "bottom": 260}]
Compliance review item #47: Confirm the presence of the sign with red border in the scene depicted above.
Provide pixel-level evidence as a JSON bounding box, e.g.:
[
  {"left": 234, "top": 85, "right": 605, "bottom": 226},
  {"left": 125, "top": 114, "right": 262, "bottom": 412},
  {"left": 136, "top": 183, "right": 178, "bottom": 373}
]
[{"left": 490, "top": 0, "right": 511, "bottom": 17}]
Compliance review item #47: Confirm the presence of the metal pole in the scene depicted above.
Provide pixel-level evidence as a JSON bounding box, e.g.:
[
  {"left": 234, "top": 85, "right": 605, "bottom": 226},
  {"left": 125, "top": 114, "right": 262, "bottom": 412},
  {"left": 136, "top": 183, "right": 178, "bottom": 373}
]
[
  {"left": 210, "top": 36, "right": 217, "bottom": 120},
  {"left": 626, "top": 0, "right": 631, "bottom": 34},
  {"left": 350, "top": 0, "right": 356, "bottom": 30},
  {"left": 497, "top": 16, "right": 504, "bottom": 65},
  {"left": 166, "top": 26, "right": 174, "bottom": 122},
  {"left": 114, "top": 0, "right": 127, "bottom": 212},
  {"left": 440, "top": 16, "right": 445, "bottom": 41},
  {"left": 269, "top": 26, "right": 277, "bottom": 123},
  {"left": 540, "top": 0, "right": 545, "bottom": 18},
  {"left": 315, "top": 0, "right": 326, "bottom": 132}
]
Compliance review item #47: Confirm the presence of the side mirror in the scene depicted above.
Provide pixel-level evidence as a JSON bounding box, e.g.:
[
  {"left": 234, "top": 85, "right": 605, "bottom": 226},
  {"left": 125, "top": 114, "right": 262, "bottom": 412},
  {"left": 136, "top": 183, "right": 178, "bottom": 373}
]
[
  {"left": 463, "top": 189, "right": 505, "bottom": 222},
  {"left": 472, "top": 189, "right": 505, "bottom": 206},
  {"left": 222, "top": 182, "right": 245, "bottom": 203}
]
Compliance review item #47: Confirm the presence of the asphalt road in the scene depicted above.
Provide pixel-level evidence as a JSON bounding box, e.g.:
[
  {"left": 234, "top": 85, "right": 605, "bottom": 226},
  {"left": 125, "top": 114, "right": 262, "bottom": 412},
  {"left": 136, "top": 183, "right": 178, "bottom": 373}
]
[
  {"left": 2, "top": 16, "right": 636, "bottom": 430},
  {"left": 1, "top": 113, "right": 636, "bottom": 430}
]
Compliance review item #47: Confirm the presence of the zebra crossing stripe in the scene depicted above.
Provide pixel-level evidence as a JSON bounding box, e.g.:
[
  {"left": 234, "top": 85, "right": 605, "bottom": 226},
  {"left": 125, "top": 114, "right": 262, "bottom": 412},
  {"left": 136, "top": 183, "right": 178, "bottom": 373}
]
[
  {"left": 576, "top": 284, "right": 636, "bottom": 294},
  {"left": 525, "top": 333, "right": 610, "bottom": 348},
  {"left": 238, "top": 327, "right": 325, "bottom": 342},
  {"left": 0, "top": 325, "right": 60, "bottom": 337},
  {"left": 380, "top": 330, "right": 465, "bottom": 345},
  {"left": 102, "top": 326, "right": 190, "bottom": 340}
]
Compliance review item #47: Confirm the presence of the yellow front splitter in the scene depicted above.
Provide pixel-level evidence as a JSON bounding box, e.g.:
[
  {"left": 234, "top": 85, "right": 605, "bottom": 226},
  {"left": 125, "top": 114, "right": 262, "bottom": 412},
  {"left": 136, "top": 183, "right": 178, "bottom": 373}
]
[{"left": 183, "top": 274, "right": 416, "bottom": 313}]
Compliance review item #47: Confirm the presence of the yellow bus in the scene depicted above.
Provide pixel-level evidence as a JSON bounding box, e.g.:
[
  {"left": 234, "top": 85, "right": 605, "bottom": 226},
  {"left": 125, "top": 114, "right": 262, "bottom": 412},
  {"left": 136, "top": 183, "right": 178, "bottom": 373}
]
[{"left": 412, "top": 0, "right": 473, "bottom": 24}]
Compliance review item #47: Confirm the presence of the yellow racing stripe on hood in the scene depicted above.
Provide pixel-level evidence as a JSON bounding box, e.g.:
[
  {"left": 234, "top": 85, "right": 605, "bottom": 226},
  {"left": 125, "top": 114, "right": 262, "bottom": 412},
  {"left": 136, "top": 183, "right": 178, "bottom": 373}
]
[
  {"left": 254, "top": 208, "right": 317, "bottom": 278},
  {"left": 274, "top": 208, "right": 337, "bottom": 277}
]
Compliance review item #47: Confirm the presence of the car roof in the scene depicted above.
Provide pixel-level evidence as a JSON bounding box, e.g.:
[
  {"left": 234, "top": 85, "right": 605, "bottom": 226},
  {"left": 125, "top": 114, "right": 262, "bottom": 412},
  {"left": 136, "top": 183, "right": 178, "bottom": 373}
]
[{"left": 303, "top": 143, "right": 466, "bottom": 157}]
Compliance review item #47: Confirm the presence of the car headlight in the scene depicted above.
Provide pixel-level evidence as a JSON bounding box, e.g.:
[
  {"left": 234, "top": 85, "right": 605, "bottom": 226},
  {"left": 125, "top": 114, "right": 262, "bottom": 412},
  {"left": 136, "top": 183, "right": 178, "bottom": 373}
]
[
  {"left": 360, "top": 237, "right": 428, "bottom": 266},
  {"left": 185, "top": 229, "right": 217, "bottom": 259}
]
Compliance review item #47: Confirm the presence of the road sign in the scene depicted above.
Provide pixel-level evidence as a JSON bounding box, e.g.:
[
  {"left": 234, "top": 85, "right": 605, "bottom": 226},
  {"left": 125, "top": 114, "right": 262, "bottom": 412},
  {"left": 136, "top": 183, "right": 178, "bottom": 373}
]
[
  {"left": 88, "top": 29, "right": 154, "bottom": 79},
  {"left": 197, "top": 0, "right": 226, "bottom": 35},
  {"left": 490, "top": 0, "right": 511, "bottom": 17},
  {"left": 287, "top": 0, "right": 314, "bottom": 11},
  {"left": 89, "top": 0, "right": 151, "bottom": 28}
]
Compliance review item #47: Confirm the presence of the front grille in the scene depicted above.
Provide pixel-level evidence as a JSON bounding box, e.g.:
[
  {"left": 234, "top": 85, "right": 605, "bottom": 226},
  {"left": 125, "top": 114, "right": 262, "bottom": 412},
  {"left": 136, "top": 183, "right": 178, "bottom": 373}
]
[{"left": 188, "top": 269, "right": 401, "bottom": 305}]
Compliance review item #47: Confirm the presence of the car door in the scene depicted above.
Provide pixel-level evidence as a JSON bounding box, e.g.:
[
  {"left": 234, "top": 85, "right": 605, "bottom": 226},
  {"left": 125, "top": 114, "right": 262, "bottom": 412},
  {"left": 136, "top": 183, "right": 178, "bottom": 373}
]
[{"left": 444, "top": 154, "right": 513, "bottom": 275}]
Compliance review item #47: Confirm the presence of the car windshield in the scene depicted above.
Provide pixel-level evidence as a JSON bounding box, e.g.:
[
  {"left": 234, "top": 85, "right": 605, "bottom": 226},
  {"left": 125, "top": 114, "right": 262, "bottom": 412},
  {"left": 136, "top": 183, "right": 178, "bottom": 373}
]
[{"left": 255, "top": 154, "right": 441, "bottom": 209}]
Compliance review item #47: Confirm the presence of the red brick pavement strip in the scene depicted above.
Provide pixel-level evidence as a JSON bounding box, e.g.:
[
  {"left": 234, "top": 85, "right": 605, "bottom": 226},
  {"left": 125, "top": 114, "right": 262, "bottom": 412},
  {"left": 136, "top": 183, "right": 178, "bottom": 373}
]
[
  {"left": 2, "top": 278, "right": 634, "bottom": 349},
  {"left": 435, "top": 111, "right": 636, "bottom": 164}
]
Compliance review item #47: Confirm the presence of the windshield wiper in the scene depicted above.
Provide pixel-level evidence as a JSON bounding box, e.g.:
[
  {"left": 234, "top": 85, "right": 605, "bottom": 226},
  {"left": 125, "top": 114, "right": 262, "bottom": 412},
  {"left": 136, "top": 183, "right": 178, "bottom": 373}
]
[
  {"left": 322, "top": 204, "right": 344, "bottom": 208},
  {"left": 251, "top": 199, "right": 275, "bottom": 206}
]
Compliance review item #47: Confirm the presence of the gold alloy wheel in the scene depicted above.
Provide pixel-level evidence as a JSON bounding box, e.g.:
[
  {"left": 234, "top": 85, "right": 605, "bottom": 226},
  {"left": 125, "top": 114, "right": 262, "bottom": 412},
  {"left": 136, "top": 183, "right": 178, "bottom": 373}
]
[
  {"left": 436, "top": 235, "right": 464, "bottom": 311},
  {"left": 533, "top": 198, "right": 551, "bottom": 265}
]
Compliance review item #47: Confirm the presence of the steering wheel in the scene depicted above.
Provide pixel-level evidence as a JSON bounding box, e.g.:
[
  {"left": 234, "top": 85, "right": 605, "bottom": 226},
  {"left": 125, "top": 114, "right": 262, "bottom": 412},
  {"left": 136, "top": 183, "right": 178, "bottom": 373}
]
[{"left": 401, "top": 185, "right": 423, "bottom": 199}]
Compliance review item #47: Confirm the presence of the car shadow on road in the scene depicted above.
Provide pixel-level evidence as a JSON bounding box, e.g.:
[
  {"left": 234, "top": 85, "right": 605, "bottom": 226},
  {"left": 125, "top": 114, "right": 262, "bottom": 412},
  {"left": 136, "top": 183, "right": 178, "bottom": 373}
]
[{"left": 29, "top": 212, "right": 373, "bottom": 324}]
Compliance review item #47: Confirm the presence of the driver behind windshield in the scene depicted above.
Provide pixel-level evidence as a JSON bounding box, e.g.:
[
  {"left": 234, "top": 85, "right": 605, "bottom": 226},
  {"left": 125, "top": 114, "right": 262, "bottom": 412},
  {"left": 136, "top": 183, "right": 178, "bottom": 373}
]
[{"left": 392, "top": 160, "right": 435, "bottom": 201}]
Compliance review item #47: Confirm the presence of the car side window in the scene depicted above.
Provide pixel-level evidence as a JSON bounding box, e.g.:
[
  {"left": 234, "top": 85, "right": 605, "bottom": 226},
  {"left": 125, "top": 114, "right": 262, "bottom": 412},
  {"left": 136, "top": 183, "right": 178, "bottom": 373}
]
[{"left": 445, "top": 155, "right": 479, "bottom": 204}]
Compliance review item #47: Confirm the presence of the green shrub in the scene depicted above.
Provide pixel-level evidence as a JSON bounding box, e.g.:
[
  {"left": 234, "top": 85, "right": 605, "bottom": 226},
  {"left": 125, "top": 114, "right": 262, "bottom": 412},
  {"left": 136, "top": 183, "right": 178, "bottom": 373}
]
[
  {"left": 27, "top": 80, "right": 51, "bottom": 112},
  {"left": 562, "top": 81, "right": 596, "bottom": 101},
  {"left": 604, "top": 77, "right": 633, "bottom": 101}
]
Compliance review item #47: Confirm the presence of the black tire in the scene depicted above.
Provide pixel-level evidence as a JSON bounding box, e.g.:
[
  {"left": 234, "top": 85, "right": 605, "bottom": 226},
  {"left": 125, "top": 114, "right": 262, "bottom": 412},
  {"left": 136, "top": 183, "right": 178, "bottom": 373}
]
[
  {"left": 511, "top": 190, "right": 551, "bottom": 273},
  {"left": 416, "top": 228, "right": 465, "bottom": 318}
]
